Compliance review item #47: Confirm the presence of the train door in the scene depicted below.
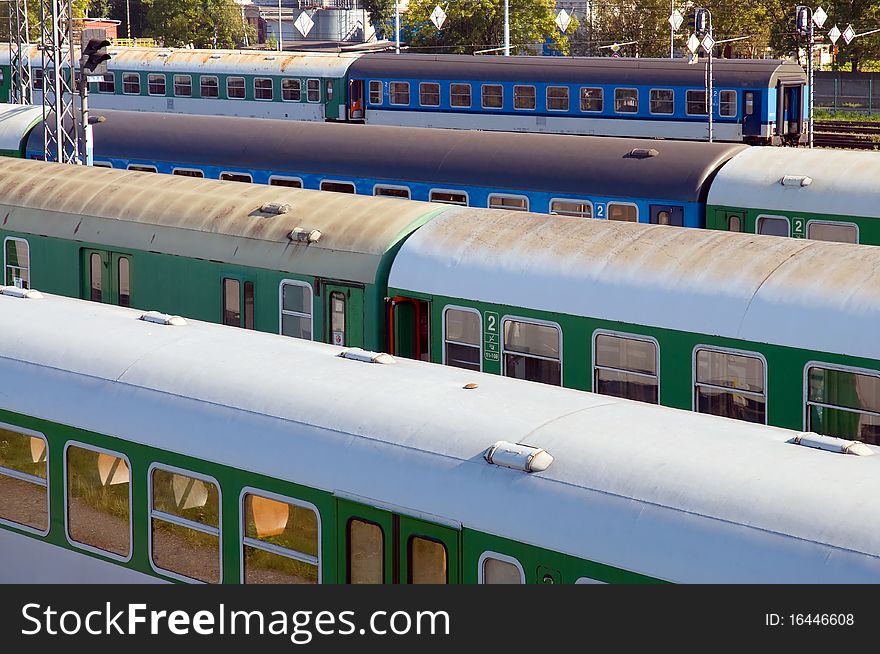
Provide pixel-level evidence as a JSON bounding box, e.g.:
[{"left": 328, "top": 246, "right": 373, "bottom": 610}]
[
  {"left": 776, "top": 84, "right": 803, "bottom": 142},
  {"left": 349, "top": 79, "right": 364, "bottom": 121},
  {"left": 387, "top": 296, "right": 431, "bottom": 361},
  {"left": 322, "top": 282, "right": 364, "bottom": 348},
  {"left": 221, "top": 277, "right": 255, "bottom": 329},
  {"left": 649, "top": 205, "right": 683, "bottom": 227},
  {"left": 337, "top": 499, "right": 461, "bottom": 584},
  {"left": 81, "top": 249, "right": 132, "bottom": 307},
  {"left": 742, "top": 91, "right": 762, "bottom": 139}
]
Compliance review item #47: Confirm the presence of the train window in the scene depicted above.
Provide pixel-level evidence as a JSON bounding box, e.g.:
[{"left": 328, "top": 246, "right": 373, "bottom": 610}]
[
  {"left": 92, "top": 161, "right": 113, "bottom": 168},
  {"left": 614, "top": 88, "right": 638, "bottom": 113},
  {"left": 330, "top": 291, "right": 345, "bottom": 345},
  {"left": 745, "top": 92, "right": 754, "bottom": 115},
  {"left": 547, "top": 86, "right": 569, "bottom": 111},
  {"left": 478, "top": 553, "right": 525, "bottom": 584},
  {"left": 89, "top": 252, "right": 102, "bottom": 302},
  {"left": 97, "top": 72, "right": 115, "bottom": 93},
  {"left": 488, "top": 194, "right": 529, "bottom": 211},
  {"left": 122, "top": 73, "right": 140, "bottom": 95},
  {"left": 255, "top": 77, "right": 273, "bottom": 101},
  {"left": 720, "top": 90, "right": 737, "bottom": 117},
  {"left": 150, "top": 466, "right": 221, "bottom": 583},
  {"left": 502, "top": 318, "right": 561, "bottom": 386},
  {"left": 686, "top": 89, "right": 708, "bottom": 115},
  {"left": 0, "top": 425, "right": 48, "bottom": 533},
  {"left": 320, "top": 180, "right": 355, "bottom": 194},
  {"left": 307, "top": 79, "right": 321, "bottom": 102},
  {"left": 242, "top": 491, "right": 320, "bottom": 584},
  {"left": 593, "top": 332, "right": 659, "bottom": 404},
  {"left": 514, "top": 85, "right": 535, "bottom": 110},
  {"left": 807, "top": 221, "right": 858, "bottom": 244},
  {"left": 575, "top": 577, "right": 607, "bottom": 584},
  {"left": 127, "top": 164, "right": 157, "bottom": 173},
  {"left": 550, "top": 199, "right": 592, "bottom": 218},
  {"left": 756, "top": 215, "right": 790, "bottom": 237},
  {"left": 608, "top": 203, "right": 638, "bottom": 222},
  {"left": 429, "top": 189, "right": 468, "bottom": 206},
  {"left": 65, "top": 443, "right": 131, "bottom": 559},
  {"left": 374, "top": 185, "right": 410, "bottom": 199},
  {"left": 4, "top": 237, "right": 29, "bottom": 289},
  {"left": 227, "top": 76, "right": 245, "bottom": 100},
  {"left": 444, "top": 306, "right": 481, "bottom": 371},
  {"left": 806, "top": 366, "right": 880, "bottom": 444},
  {"left": 282, "top": 78, "right": 301, "bottom": 101},
  {"left": 348, "top": 519, "right": 384, "bottom": 584},
  {"left": 220, "top": 172, "right": 252, "bottom": 183},
  {"left": 279, "top": 280, "right": 313, "bottom": 340},
  {"left": 369, "top": 80, "right": 383, "bottom": 105},
  {"left": 223, "top": 279, "right": 240, "bottom": 326},
  {"left": 269, "top": 175, "right": 303, "bottom": 188},
  {"left": 482, "top": 84, "right": 503, "bottom": 109},
  {"left": 451, "top": 83, "right": 471, "bottom": 108},
  {"left": 172, "top": 168, "right": 204, "bottom": 178},
  {"left": 118, "top": 257, "right": 131, "bottom": 308},
  {"left": 148, "top": 73, "right": 166, "bottom": 96},
  {"left": 200, "top": 75, "right": 219, "bottom": 98},
  {"left": 408, "top": 536, "right": 447, "bottom": 584},
  {"left": 389, "top": 81, "right": 410, "bottom": 105},
  {"left": 580, "top": 87, "right": 603, "bottom": 112},
  {"left": 244, "top": 281, "right": 254, "bottom": 330},
  {"left": 32, "top": 68, "right": 43, "bottom": 91},
  {"left": 728, "top": 215, "right": 742, "bottom": 232},
  {"left": 695, "top": 348, "right": 766, "bottom": 424},
  {"left": 420, "top": 82, "right": 440, "bottom": 107},
  {"left": 650, "top": 88, "right": 674, "bottom": 114},
  {"left": 173, "top": 74, "right": 192, "bottom": 97}
]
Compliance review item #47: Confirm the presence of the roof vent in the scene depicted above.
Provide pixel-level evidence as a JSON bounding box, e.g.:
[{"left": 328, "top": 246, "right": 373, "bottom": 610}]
[
  {"left": 260, "top": 202, "right": 291, "bottom": 215},
  {"left": 792, "top": 432, "right": 873, "bottom": 456},
  {"left": 288, "top": 227, "right": 322, "bottom": 244},
  {"left": 781, "top": 175, "right": 812, "bottom": 187},
  {"left": 210, "top": 54, "right": 222, "bottom": 59},
  {"left": 485, "top": 441, "right": 553, "bottom": 473},
  {"left": 627, "top": 147, "right": 659, "bottom": 159},
  {"left": 264, "top": 55, "right": 276, "bottom": 60},
  {"left": 0, "top": 286, "right": 43, "bottom": 299},
  {"left": 139, "top": 311, "right": 187, "bottom": 326},
  {"left": 338, "top": 348, "right": 396, "bottom": 364},
  {"left": 157, "top": 52, "right": 169, "bottom": 57}
]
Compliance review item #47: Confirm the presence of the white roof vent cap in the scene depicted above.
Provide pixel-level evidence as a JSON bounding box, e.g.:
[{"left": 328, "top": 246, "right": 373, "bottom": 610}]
[
  {"left": 0, "top": 286, "right": 43, "bottom": 299},
  {"left": 140, "top": 311, "right": 187, "bottom": 326},
  {"left": 288, "top": 227, "right": 322, "bottom": 244},
  {"left": 485, "top": 441, "right": 553, "bottom": 473},
  {"left": 781, "top": 175, "right": 812, "bottom": 187},
  {"left": 792, "top": 432, "right": 873, "bottom": 456},
  {"left": 339, "top": 348, "right": 396, "bottom": 364}
]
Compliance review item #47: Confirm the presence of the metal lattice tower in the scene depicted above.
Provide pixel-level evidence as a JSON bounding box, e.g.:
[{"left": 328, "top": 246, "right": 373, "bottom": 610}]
[
  {"left": 8, "top": 0, "right": 32, "bottom": 104},
  {"left": 40, "top": 0, "right": 79, "bottom": 163}
]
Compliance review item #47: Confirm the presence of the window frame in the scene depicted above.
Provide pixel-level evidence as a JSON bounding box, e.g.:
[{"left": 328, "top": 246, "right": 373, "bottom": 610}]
[
  {"left": 372, "top": 184, "right": 411, "bottom": 199},
  {"left": 0, "top": 422, "right": 49, "bottom": 536},
  {"left": 63, "top": 440, "right": 133, "bottom": 563},
  {"left": 477, "top": 551, "right": 525, "bottom": 584},
  {"left": 549, "top": 198, "right": 593, "bottom": 219},
  {"left": 172, "top": 167, "right": 205, "bottom": 178},
  {"left": 388, "top": 81, "right": 410, "bottom": 106},
  {"left": 756, "top": 213, "right": 791, "bottom": 237},
  {"left": 238, "top": 486, "right": 322, "bottom": 584},
  {"left": 122, "top": 72, "right": 140, "bottom": 95},
  {"left": 500, "top": 315, "right": 563, "bottom": 385},
  {"left": 546, "top": 85, "right": 570, "bottom": 112},
  {"left": 269, "top": 175, "right": 304, "bottom": 188},
  {"left": 92, "top": 161, "right": 113, "bottom": 168},
  {"left": 806, "top": 219, "right": 859, "bottom": 244},
  {"left": 219, "top": 171, "right": 253, "bottom": 183},
  {"left": 481, "top": 83, "right": 504, "bottom": 110},
  {"left": 513, "top": 84, "right": 536, "bottom": 111},
  {"left": 579, "top": 86, "right": 604, "bottom": 113},
  {"left": 254, "top": 77, "right": 273, "bottom": 101},
  {"left": 306, "top": 78, "right": 321, "bottom": 103},
  {"left": 607, "top": 201, "right": 639, "bottom": 222},
  {"left": 692, "top": 345, "right": 768, "bottom": 425},
  {"left": 429, "top": 188, "right": 469, "bottom": 206},
  {"left": 719, "top": 89, "right": 737, "bottom": 117},
  {"left": 4, "top": 236, "right": 30, "bottom": 289},
  {"left": 614, "top": 87, "right": 638, "bottom": 114},
  {"left": 649, "top": 88, "right": 674, "bottom": 115},
  {"left": 487, "top": 193, "right": 529, "bottom": 211},
  {"left": 319, "top": 179, "right": 356, "bottom": 194},
  {"left": 127, "top": 164, "right": 158, "bottom": 173},
  {"left": 147, "top": 73, "right": 166, "bottom": 96},
  {"left": 685, "top": 89, "right": 709, "bottom": 116},
  {"left": 173, "top": 74, "right": 192, "bottom": 97},
  {"left": 97, "top": 72, "right": 115, "bottom": 93},
  {"left": 419, "top": 81, "right": 441, "bottom": 107},
  {"left": 278, "top": 279, "right": 314, "bottom": 341},
  {"left": 281, "top": 78, "right": 302, "bottom": 102},
  {"left": 442, "top": 305, "right": 483, "bottom": 372},
  {"left": 803, "top": 360, "right": 880, "bottom": 434},
  {"left": 591, "top": 329, "right": 660, "bottom": 404},
  {"left": 450, "top": 82, "right": 472, "bottom": 108},
  {"left": 226, "top": 76, "right": 246, "bottom": 100},
  {"left": 407, "top": 534, "right": 449, "bottom": 584},
  {"left": 200, "top": 75, "right": 219, "bottom": 98},
  {"left": 369, "top": 80, "right": 383, "bottom": 105}
]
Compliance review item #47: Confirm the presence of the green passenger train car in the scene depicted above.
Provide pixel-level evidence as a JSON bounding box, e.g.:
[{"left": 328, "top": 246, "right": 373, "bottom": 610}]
[
  {"left": 1, "top": 158, "right": 879, "bottom": 444},
  {"left": 0, "top": 103, "right": 41, "bottom": 157},
  {"left": 3, "top": 290, "right": 880, "bottom": 584}
]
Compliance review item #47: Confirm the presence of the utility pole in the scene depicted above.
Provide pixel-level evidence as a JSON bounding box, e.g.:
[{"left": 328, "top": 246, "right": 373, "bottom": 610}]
[
  {"left": 40, "top": 0, "right": 79, "bottom": 163},
  {"left": 7, "top": 0, "right": 32, "bottom": 104},
  {"left": 504, "top": 0, "right": 510, "bottom": 55},
  {"left": 695, "top": 8, "right": 714, "bottom": 142},
  {"left": 798, "top": 7, "right": 827, "bottom": 148},
  {"left": 395, "top": 0, "right": 399, "bottom": 53}
]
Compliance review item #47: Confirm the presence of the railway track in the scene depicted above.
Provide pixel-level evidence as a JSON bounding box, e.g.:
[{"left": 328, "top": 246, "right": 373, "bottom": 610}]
[{"left": 814, "top": 120, "right": 880, "bottom": 150}]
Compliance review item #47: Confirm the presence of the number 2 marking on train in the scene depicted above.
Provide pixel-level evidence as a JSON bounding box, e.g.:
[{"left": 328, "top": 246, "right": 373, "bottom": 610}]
[
  {"left": 487, "top": 314, "right": 496, "bottom": 332},
  {"left": 596, "top": 204, "right": 606, "bottom": 219},
  {"left": 794, "top": 218, "right": 804, "bottom": 237}
]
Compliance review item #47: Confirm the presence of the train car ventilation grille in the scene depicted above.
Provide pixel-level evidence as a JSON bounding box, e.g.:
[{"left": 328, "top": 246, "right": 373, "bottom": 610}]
[
  {"left": 0, "top": 286, "right": 43, "bottom": 299},
  {"left": 139, "top": 311, "right": 187, "bottom": 326},
  {"left": 791, "top": 433, "right": 873, "bottom": 456},
  {"left": 627, "top": 148, "right": 659, "bottom": 159},
  {"left": 338, "top": 348, "right": 396, "bottom": 364},
  {"left": 260, "top": 202, "right": 291, "bottom": 215},
  {"left": 485, "top": 441, "right": 553, "bottom": 473},
  {"left": 288, "top": 227, "right": 322, "bottom": 244},
  {"left": 781, "top": 175, "right": 812, "bottom": 187}
]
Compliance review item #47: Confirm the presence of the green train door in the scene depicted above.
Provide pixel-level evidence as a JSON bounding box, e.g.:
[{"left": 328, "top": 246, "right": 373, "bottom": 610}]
[
  {"left": 221, "top": 277, "right": 255, "bottom": 329},
  {"left": 337, "top": 499, "right": 460, "bottom": 584},
  {"left": 322, "top": 282, "right": 364, "bottom": 348},
  {"left": 81, "top": 249, "right": 132, "bottom": 306},
  {"left": 388, "top": 296, "right": 431, "bottom": 361}
]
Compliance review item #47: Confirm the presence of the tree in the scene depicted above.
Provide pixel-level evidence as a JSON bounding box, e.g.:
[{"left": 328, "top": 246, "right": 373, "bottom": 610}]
[
  {"left": 363, "top": 0, "right": 395, "bottom": 39},
  {"left": 822, "top": 0, "right": 880, "bottom": 71},
  {"left": 403, "top": 0, "right": 574, "bottom": 55},
  {"left": 144, "top": 0, "right": 254, "bottom": 48}
]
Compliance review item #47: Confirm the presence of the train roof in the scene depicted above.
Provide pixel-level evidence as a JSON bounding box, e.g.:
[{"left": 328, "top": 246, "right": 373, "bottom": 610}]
[
  {"left": 4, "top": 291, "right": 880, "bottom": 582},
  {"left": 351, "top": 54, "right": 807, "bottom": 87},
  {"left": 80, "top": 109, "right": 746, "bottom": 202},
  {"left": 0, "top": 103, "right": 42, "bottom": 153},
  {"left": 706, "top": 146, "right": 880, "bottom": 219},
  {"left": 389, "top": 208, "right": 880, "bottom": 362},
  {"left": 0, "top": 157, "right": 444, "bottom": 285}
]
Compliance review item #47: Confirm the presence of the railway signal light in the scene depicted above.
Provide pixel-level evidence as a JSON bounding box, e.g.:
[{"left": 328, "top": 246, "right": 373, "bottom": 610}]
[
  {"left": 695, "top": 8, "right": 710, "bottom": 37},
  {"left": 80, "top": 38, "right": 112, "bottom": 76}
]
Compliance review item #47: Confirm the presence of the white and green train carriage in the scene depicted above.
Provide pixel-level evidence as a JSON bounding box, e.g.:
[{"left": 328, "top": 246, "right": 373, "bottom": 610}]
[{"left": 2, "top": 290, "right": 880, "bottom": 584}]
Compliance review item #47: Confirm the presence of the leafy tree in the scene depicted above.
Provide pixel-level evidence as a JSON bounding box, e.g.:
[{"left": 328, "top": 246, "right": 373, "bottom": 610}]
[
  {"left": 403, "top": 0, "right": 575, "bottom": 55},
  {"left": 821, "top": 0, "right": 880, "bottom": 71},
  {"left": 363, "top": 0, "right": 395, "bottom": 39},
  {"left": 144, "top": 0, "right": 254, "bottom": 48}
]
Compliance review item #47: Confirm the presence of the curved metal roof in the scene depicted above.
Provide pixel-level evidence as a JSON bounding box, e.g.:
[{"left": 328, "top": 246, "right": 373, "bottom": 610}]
[
  {"left": 707, "top": 146, "right": 880, "bottom": 218},
  {"left": 77, "top": 109, "right": 746, "bottom": 202},
  {"left": 0, "top": 157, "right": 445, "bottom": 285},
  {"left": 351, "top": 54, "right": 807, "bottom": 87},
  {"left": 0, "top": 103, "right": 42, "bottom": 153},
  {"left": 4, "top": 292, "right": 880, "bottom": 582},
  {"left": 389, "top": 208, "right": 880, "bottom": 361}
]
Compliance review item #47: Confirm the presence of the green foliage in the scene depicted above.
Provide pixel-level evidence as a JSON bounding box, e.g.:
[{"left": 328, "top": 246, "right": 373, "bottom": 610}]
[
  {"left": 144, "top": 0, "right": 255, "bottom": 48},
  {"left": 403, "top": 0, "right": 574, "bottom": 55},
  {"left": 363, "top": 0, "right": 395, "bottom": 39}
]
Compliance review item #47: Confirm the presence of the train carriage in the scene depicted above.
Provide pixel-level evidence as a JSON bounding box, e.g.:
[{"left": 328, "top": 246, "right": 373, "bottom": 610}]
[
  {"left": 3, "top": 291, "right": 880, "bottom": 584},
  {"left": 0, "top": 103, "right": 41, "bottom": 158}
]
